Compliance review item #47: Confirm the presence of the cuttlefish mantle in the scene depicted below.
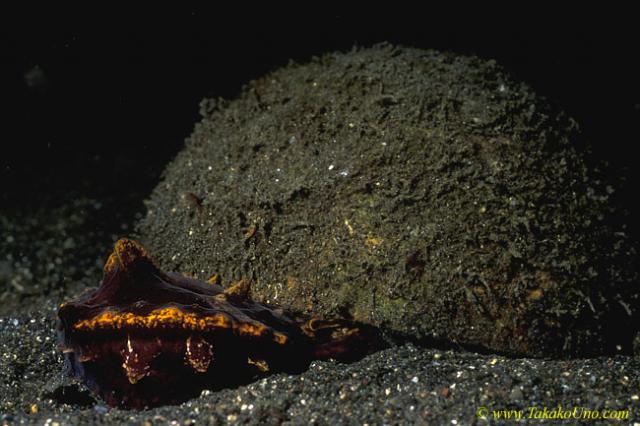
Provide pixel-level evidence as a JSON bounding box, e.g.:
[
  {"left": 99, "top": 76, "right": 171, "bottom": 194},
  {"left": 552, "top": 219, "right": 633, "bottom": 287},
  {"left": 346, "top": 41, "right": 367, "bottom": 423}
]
[{"left": 57, "top": 238, "right": 381, "bottom": 408}]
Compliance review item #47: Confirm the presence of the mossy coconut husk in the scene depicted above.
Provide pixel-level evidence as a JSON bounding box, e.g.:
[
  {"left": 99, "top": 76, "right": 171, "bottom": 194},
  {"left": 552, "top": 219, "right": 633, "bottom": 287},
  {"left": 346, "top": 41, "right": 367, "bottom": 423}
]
[{"left": 137, "top": 43, "right": 639, "bottom": 357}]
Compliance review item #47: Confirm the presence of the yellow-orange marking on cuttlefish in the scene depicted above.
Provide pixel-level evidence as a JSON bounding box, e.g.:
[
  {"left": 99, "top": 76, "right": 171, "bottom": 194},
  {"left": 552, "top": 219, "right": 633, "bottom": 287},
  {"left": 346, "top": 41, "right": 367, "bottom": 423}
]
[{"left": 73, "top": 307, "right": 285, "bottom": 342}]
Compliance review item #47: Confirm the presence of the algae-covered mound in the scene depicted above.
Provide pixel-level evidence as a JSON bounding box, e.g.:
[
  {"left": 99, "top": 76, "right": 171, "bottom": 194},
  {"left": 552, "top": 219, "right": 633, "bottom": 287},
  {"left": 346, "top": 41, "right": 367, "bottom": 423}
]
[{"left": 137, "top": 43, "right": 638, "bottom": 357}]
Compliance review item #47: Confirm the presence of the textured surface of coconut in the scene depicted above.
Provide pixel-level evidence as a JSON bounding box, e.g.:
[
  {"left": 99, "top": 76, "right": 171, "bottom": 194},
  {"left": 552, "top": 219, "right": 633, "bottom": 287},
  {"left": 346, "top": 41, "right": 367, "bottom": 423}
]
[{"left": 137, "top": 44, "right": 639, "bottom": 357}]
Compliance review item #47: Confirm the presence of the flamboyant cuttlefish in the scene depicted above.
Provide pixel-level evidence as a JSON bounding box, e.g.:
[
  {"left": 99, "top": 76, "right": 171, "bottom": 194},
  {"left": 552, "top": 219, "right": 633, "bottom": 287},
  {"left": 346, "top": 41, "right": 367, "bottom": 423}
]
[{"left": 57, "top": 238, "right": 381, "bottom": 408}]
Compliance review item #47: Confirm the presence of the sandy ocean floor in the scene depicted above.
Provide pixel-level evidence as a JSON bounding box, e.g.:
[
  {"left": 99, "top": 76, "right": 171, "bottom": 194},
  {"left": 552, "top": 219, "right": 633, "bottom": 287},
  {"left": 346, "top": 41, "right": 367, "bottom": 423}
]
[{"left": 1, "top": 196, "right": 639, "bottom": 425}]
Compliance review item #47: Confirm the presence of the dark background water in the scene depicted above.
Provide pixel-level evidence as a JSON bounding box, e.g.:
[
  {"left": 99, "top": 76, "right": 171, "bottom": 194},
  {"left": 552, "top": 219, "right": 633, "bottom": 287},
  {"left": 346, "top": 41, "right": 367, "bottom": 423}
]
[
  {"left": 2, "top": 10, "right": 639, "bottom": 234},
  {"left": 1, "top": 11, "right": 639, "bottom": 423}
]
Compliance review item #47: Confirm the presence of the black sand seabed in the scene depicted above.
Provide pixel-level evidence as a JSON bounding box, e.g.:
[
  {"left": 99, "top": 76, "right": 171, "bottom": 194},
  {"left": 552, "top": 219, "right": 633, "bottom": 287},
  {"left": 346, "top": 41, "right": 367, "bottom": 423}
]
[{"left": 1, "top": 198, "right": 639, "bottom": 425}]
